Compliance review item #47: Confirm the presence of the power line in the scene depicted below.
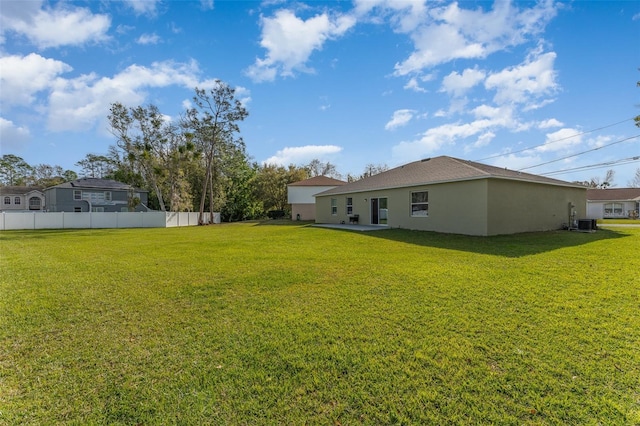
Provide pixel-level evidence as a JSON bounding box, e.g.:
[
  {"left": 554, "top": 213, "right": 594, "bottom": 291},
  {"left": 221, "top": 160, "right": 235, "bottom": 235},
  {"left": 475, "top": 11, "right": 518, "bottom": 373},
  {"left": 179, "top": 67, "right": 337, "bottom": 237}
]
[
  {"left": 541, "top": 156, "right": 640, "bottom": 176},
  {"left": 518, "top": 134, "right": 640, "bottom": 171},
  {"left": 474, "top": 117, "right": 635, "bottom": 162}
]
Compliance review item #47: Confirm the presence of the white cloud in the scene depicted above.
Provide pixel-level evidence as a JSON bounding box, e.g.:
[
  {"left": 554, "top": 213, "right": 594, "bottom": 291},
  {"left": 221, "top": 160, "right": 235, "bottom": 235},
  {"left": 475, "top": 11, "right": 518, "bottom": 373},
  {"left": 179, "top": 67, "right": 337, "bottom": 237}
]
[
  {"left": 0, "top": 117, "right": 31, "bottom": 150},
  {"left": 404, "top": 77, "right": 427, "bottom": 93},
  {"left": 380, "top": 1, "right": 558, "bottom": 75},
  {"left": 485, "top": 49, "right": 558, "bottom": 105},
  {"left": 538, "top": 118, "right": 563, "bottom": 129},
  {"left": 391, "top": 104, "right": 523, "bottom": 162},
  {"left": 263, "top": 145, "right": 343, "bottom": 165},
  {"left": 46, "top": 60, "right": 214, "bottom": 132},
  {"left": 124, "top": 0, "right": 160, "bottom": 16},
  {"left": 0, "top": 2, "right": 110, "bottom": 49},
  {"left": 533, "top": 128, "right": 583, "bottom": 153},
  {"left": 246, "top": 9, "right": 356, "bottom": 82},
  {"left": 440, "top": 67, "right": 486, "bottom": 97},
  {"left": 0, "top": 53, "right": 72, "bottom": 106},
  {"left": 354, "top": 0, "right": 428, "bottom": 33},
  {"left": 385, "top": 109, "right": 416, "bottom": 130},
  {"left": 490, "top": 153, "right": 542, "bottom": 171},
  {"left": 200, "top": 0, "right": 214, "bottom": 11},
  {"left": 137, "top": 33, "right": 161, "bottom": 45}
]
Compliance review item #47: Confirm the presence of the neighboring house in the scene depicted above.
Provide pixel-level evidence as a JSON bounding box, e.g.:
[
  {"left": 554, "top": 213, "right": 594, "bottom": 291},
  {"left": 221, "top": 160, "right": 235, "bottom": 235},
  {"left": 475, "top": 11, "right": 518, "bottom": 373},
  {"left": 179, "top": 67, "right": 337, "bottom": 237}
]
[
  {"left": 586, "top": 188, "right": 640, "bottom": 219},
  {"left": 0, "top": 186, "right": 45, "bottom": 212},
  {"left": 44, "top": 178, "right": 149, "bottom": 212},
  {"left": 315, "top": 156, "right": 588, "bottom": 236},
  {"left": 287, "top": 175, "right": 346, "bottom": 220}
]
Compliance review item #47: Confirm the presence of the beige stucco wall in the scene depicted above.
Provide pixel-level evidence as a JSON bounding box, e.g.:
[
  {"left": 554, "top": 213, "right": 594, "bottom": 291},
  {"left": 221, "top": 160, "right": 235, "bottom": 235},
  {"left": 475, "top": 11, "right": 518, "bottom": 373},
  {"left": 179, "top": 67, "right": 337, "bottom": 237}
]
[
  {"left": 291, "top": 203, "right": 316, "bottom": 220},
  {"left": 315, "top": 180, "right": 490, "bottom": 235},
  {"left": 486, "top": 179, "right": 586, "bottom": 235},
  {"left": 316, "top": 178, "right": 587, "bottom": 236}
]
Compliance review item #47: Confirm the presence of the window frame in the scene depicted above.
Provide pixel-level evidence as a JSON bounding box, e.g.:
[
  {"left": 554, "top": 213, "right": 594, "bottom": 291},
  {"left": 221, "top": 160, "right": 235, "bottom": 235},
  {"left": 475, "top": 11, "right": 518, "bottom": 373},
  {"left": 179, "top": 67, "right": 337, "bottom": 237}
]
[
  {"left": 346, "top": 197, "right": 353, "bottom": 215},
  {"left": 604, "top": 202, "right": 623, "bottom": 216},
  {"left": 330, "top": 198, "right": 337, "bottom": 215},
  {"left": 73, "top": 190, "right": 82, "bottom": 200},
  {"left": 14, "top": 196, "right": 20, "bottom": 205},
  {"left": 3, "top": 196, "right": 10, "bottom": 205},
  {"left": 410, "top": 191, "right": 429, "bottom": 217}
]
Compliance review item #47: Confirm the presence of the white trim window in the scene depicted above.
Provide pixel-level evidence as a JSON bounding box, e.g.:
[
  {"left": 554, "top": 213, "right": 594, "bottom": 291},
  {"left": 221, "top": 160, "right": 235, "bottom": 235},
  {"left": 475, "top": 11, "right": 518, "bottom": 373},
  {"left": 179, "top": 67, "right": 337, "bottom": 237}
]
[
  {"left": 3, "top": 197, "right": 10, "bottom": 205},
  {"left": 411, "top": 191, "right": 429, "bottom": 217},
  {"left": 603, "top": 203, "right": 623, "bottom": 217},
  {"left": 73, "top": 190, "right": 82, "bottom": 200},
  {"left": 331, "top": 198, "right": 337, "bottom": 215},
  {"left": 346, "top": 197, "right": 353, "bottom": 215},
  {"left": 14, "top": 197, "right": 20, "bottom": 205}
]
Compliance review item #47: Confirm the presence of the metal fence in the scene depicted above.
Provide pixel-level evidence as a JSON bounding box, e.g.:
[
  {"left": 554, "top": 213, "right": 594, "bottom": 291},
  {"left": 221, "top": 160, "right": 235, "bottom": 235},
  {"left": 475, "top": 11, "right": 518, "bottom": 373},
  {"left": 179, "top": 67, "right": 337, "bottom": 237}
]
[{"left": 0, "top": 211, "right": 221, "bottom": 230}]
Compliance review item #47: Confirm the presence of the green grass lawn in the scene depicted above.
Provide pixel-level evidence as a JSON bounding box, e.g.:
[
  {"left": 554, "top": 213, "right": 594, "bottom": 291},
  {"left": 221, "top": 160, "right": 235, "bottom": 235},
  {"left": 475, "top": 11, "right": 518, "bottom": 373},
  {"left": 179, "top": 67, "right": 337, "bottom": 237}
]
[
  {"left": 1, "top": 223, "right": 639, "bottom": 425},
  {"left": 598, "top": 218, "right": 640, "bottom": 225}
]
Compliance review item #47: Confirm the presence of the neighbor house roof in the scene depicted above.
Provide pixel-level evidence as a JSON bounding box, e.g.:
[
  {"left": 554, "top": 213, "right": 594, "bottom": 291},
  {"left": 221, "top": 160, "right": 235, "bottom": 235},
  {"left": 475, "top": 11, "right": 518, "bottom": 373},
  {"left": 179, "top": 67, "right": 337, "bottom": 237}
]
[
  {"left": 0, "top": 186, "right": 44, "bottom": 195},
  {"left": 288, "top": 176, "right": 346, "bottom": 187},
  {"left": 316, "top": 156, "right": 585, "bottom": 197},
  {"left": 586, "top": 188, "right": 640, "bottom": 201},
  {"left": 45, "top": 178, "right": 146, "bottom": 192}
]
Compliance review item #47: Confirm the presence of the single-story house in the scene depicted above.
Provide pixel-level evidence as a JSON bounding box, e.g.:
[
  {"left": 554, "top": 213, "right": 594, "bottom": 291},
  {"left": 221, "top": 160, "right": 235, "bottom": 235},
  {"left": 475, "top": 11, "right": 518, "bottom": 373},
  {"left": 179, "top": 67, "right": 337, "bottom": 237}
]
[
  {"left": 0, "top": 186, "right": 45, "bottom": 212},
  {"left": 586, "top": 188, "right": 640, "bottom": 219},
  {"left": 314, "top": 156, "right": 588, "bottom": 236},
  {"left": 287, "top": 175, "right": 346, "bottom": 220},
  {"left": 44, "top": 178, "right": 149, "bottom": 213}
]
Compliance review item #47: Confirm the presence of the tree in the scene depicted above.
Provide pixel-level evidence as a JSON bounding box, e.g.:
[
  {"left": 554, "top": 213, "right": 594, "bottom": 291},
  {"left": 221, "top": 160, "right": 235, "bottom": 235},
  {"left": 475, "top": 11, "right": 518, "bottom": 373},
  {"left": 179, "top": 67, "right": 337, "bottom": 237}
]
[
  {"left": 182, "top": 82, "right": 248, "bottom": 224},
  {"left": 0, "top": 154, "right": 33, "bottom": 186},
  {"left": 253, "top": 163, "right": 308, "bottom": 213},
  {"left": 306, "top": 159, "right": 341, "bottom": 179},
  {"left": 28, "top": 164, "right": 65, "bottom": 187},
  {"left": 347, "top": 163, "right": 389, "bottom": 182},
  {"left": 629, "top": 168, "right": 640, "bottom": 187},
  {"left": 109, "top": 102, "right": 196, "bottom": 212},
  {"left": 75, "top": 154, "right": 116, "bottom": 178},
  {"left": 220, "top": 157, "right": 262, "bottom": 222},
  {"left": 582, "top": 169, "right": 616, "bottom": 188}
]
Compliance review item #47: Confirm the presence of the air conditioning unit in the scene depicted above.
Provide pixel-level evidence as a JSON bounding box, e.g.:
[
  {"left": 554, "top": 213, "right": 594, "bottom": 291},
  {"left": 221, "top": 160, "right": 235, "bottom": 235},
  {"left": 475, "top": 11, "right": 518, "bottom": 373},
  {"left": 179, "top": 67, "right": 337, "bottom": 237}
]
[{"left": 577, "top": 219, "right": 597, "bottom": 231}]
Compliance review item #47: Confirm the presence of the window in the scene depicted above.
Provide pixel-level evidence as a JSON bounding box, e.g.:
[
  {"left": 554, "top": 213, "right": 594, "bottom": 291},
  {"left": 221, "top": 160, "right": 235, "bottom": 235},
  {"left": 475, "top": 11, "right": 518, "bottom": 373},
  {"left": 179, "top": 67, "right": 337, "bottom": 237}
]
[
  {"left": 73, "top": 190, "right": 82, "bottom": 200},
  {"left": 105, "top": 191, "right": 112, "bottom": 201},
  {"left": 14, "top": 197, "right": 20, "bottom": 205},
  {"left": 346, "top": 197, "right": 353, "bottom": 215},
  {"left": 3, "top": 197, "right": 10, "bottom": 205},
  {"left": 411, "top": 191, "right": 429, "bottom": 217},
  {"left": 74, "top": 207, "right": 82, "bottom": 212},
  {"left": 29, "top": 197, "right": 41, "bottom": 209},
  {"left": 82, "top": 191, "right": 106, "bottom": 203},
  {"left": 92, "top": 207, "right": 104, "bottom": 212},
  {"left": 604, "top": 203, "right": 623, "bottom": 216},
  {"left": 330, "top": 198, "right": 337, "bottom": 215}
]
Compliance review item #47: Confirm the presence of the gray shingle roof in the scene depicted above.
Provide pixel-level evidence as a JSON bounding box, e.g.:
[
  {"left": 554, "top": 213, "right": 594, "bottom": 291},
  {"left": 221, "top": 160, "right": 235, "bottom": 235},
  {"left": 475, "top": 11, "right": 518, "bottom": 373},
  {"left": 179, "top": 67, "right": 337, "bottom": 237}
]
[
  {"left": 0, "top": 186, "right": 44, "bottom": 195},
  {"left": 316, "top": 156, "right": 585, "bottom": 196},
  {"left": 586, "top": 188, "right": 640, "bottom": 201}
]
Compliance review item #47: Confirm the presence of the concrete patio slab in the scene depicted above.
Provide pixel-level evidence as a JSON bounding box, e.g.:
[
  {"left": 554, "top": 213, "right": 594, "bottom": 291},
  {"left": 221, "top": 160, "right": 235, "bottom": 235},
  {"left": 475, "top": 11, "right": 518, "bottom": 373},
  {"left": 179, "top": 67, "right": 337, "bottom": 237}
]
[{"left": 312, "top": 223, "right": 389, "bottom": 232}]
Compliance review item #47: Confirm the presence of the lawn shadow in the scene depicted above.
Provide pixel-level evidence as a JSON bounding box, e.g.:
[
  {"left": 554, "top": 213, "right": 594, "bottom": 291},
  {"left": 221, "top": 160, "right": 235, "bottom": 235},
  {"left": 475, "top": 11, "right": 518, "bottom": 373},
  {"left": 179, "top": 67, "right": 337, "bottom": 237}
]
[{"left": 330, "top": 227, "right": 632, "bottom": 258}]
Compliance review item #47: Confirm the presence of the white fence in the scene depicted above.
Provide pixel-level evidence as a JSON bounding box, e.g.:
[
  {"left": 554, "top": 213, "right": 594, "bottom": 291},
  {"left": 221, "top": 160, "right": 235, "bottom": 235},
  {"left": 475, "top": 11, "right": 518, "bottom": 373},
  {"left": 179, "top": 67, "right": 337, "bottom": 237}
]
[{"left": 0, "top": 211, "right": 221, "bottom": 231}]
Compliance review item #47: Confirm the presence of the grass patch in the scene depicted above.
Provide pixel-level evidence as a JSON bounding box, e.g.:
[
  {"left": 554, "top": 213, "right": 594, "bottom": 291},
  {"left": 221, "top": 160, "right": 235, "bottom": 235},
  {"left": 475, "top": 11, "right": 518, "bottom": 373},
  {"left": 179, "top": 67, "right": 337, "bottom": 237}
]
[
  {"left": 598, "top": 218, "right": 640, "bottom": 225},
  {"left": 1, "top": 224, "right": 639, "bottom": 424}
]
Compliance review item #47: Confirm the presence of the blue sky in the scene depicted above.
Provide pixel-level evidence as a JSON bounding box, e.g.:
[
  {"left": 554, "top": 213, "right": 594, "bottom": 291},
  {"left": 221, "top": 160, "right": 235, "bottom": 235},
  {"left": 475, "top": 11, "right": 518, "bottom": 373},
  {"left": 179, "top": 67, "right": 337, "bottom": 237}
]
[{"left": 1, "top": 0, "right": 639, "bottom": 185}]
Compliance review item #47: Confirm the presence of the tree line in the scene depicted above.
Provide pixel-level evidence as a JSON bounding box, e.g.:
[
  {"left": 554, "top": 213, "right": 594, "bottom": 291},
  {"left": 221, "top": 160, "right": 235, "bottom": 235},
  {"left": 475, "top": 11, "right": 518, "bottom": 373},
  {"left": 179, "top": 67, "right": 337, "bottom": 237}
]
[{"left": 0, "top": 81, "right": 389, "bottom": 222}]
